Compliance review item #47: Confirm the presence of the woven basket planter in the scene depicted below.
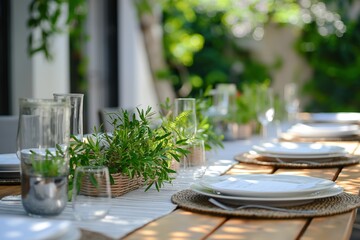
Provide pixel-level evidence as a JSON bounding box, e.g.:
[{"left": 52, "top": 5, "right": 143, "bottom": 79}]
[
  {"left": 80, "top": 173, "right": 144, "bottom": 198},
  {"left": 110, "top": 173, "right": 144, "bottom": 197}
]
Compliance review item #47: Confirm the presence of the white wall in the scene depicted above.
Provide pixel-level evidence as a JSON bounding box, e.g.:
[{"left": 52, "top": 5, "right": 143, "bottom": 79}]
[
  {"left": 119, "top": 0, "right": 159, "bottom": 111},
  {"left": 86, "top": 0, "right": 107, "bottom": 131},
  {"left": 11, "top": 0, "right": 69, "bottom": 114}
]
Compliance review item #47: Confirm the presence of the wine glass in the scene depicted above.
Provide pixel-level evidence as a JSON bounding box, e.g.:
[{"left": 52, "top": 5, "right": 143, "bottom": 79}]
[
  {"left": 16, "top": 98, "right": 70, "bottom": 217},
  {"left": 284, "top": 83, "right": 300, "bottom": 123},
  {"left": 214, "top": 84, "right": 237, "bottom": 116},
  {"left": 256, "top": 88, "right": 275, "bottom": 140},
  {"left": 174, "top": 98, "right": 197, "bottom": 140}
]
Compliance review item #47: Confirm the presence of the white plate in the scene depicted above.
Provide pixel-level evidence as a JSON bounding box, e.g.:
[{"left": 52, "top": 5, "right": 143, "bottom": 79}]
[
  {"left": 304, "top": 112, "right": 360, "bottom": 123},
  {"left": 191, "top": 183, "right": 343, "bottom": 207},
  {"left": 249, "top": 151, "right": 348, "bottom": 160},
  {"left": 0, "top": 215, "right": 75, "bottom": 240},
  {"left": 199, "top": 174, "right": 335, "bottom": 198},
  {"left": 287, "top": 123, "right": 360, "bottom": 137},
  {"left": 252, "top": 142, "right": 346, "bottom": 156},
  {"left": 0, "top": 154, "right": 20, "bottom": 171}
]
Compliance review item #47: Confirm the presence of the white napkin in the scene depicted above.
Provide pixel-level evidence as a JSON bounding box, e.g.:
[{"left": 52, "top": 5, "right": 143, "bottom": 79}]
[{"left": 0, "top": 215, "right": 76, "bottom": 240}]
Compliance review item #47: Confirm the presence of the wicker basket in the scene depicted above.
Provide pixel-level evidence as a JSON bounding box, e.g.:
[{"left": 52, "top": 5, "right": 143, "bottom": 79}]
[
  {"left": 110, "top": 173, "right": 144, "bottom": 197},
  {"left": 80, "top": 173, "right": 144, "bottom": 198}
]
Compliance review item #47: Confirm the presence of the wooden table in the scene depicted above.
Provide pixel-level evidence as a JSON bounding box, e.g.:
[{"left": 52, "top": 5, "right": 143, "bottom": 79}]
[{"left": 1, "top": 141, "right": 359, "bottom": 240}]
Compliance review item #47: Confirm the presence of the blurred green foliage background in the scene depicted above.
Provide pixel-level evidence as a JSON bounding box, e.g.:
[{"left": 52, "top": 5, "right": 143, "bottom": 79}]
[{"left": 151, "top": 0, "right": 359, "bottom": 112}]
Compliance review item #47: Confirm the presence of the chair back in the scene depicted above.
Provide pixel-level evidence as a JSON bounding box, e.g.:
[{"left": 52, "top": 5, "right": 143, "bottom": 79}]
[{"left": 0, "top": 116, "right": 19, "bottom": 153}]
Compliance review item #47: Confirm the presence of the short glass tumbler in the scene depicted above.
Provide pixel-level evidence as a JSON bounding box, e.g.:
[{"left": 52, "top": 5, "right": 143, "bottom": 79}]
[
  {"left": 178, "top": 139, "right": 207, "bottom": 180},
  {"left": 72, "top": 166, "right": 112, "bottom": 221}
]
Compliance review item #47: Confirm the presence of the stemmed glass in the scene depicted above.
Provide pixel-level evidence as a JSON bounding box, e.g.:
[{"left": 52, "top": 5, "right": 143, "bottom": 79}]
[
  {"left": 284, "top": 83, "right": 300, "bottom": 123},
  {"left": 256, "top": 88, "right": 275, "bottom": 140},
  {"left": 174, "top": 98, "right": 197, "bottom": 140}
]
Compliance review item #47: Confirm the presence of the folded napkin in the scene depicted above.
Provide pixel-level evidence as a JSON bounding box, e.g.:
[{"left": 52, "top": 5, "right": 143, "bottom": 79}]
[{"left": 0, "top": 215, "right": 78, "bottom": 240}]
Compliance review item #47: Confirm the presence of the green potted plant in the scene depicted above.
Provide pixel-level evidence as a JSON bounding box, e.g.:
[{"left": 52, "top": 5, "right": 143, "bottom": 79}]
[{"left": 68, "top": 107, "right": 189, "bottom": 198}]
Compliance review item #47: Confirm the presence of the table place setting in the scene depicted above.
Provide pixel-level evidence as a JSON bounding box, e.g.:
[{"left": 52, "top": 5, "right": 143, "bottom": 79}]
[
  {"left": 298, "top": 112, "right": 360, "bottom": 124},
  {"left": 281, "top": 122, "right": 360, "bottom": 141},
  {"left": 0, "top": 155, "right": 236, "bottom": 239},
  {"left": 234, "top": 141, "right": 360, "bottom": 168},
  {"left": 171, "top": 173, "right": 360, "bottom": 219}
]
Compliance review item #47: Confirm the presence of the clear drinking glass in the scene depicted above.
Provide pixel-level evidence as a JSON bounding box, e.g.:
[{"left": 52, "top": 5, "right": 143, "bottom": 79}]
[
  {"left": 53, "top": 93, "right": 84, "bottom": 142},
  {"left": 16, "top": 98, "right": 70, "bottom": 217},
  {"left": 256, "top": 88, "right": 275, "bottom": 140},
  {"left": 176, "top": 139, "right": 207, "bottom": 181},
  {"left": 72, "top": 166, "right": 111, "bottom": 221},
  {"left": 174, "top": 98, "right": 197, "bottom": 140},
  {"left": 284, "top": 83, "right": 300, "bottom": 122}
]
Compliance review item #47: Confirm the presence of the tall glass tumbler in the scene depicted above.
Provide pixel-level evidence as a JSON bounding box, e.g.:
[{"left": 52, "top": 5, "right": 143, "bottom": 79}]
[
  {"left": 53, "top": 93, "right": 84, "bottom": 142},
  {"left": 16, "top": 98, "right": 70, "bottom": 217},
  {"left": 174, "top": 98, "right": 197, "bottom": 140}
]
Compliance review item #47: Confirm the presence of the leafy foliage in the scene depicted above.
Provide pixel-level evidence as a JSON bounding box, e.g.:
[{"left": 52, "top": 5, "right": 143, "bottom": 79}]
[
  {"left": 161, "top": 3, "right": 271, "bottom": 97},
  {"left": 27, "top": 0, "right": 87, "bottom": 60},
  {"left": 68, "top": 107, "right": 189, "bottom": 193},
  {"left": 30, "top": 146, "right": 68, "bottom": 177},
  {"left": 296, "top": 1, "right": 360, "bottom": 111}
]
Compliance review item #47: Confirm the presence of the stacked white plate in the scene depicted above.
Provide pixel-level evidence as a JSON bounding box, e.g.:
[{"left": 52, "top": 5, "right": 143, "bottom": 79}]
[
  {"left": 0, "top": 154, "right": 20, "bottom": 179},
  {"left": 0, "top": 215, "right": 81, "bottom": 240},
  {"left": 191, "top": 174, "right": 343, "bottom": 207},
  {"left": 286, "top": 123, "right": 360, "bottom": 138},
  {"left": 301, "top": 112, "right": 360, "bottom": 124},
  {"left": 250, "top": 142, "right": 348, "bottom": 160}
]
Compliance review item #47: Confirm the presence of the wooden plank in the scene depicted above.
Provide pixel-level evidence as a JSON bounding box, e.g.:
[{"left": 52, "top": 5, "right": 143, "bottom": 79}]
[
  {"left": 124, "top": 209, "right": 226, "bottom": 240},
  {"left": 336, "top": 163, "right": 360, "bottom": 195},
  {"left": 208, "top": 218, "right": 306, "bottom": 240},
  {"left": 0, "top": 185, "right": 20, "bottom": 198},
  {"left": 352, "top": 142, "right": 360, "bottom": 155},
  {"left": 273, "top": 168, "right": 339, "bottom": 181},
  {"left": 301, "top": 211, "right": 356, "bottom": 240}
]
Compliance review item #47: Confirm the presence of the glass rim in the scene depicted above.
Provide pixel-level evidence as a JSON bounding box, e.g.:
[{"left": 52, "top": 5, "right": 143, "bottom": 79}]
[
  {"left": 53, "top": 93, "right": 84, "bottom": 98},
  {"left": 19, "top": 98, "right": 70, "bottom": 106}
]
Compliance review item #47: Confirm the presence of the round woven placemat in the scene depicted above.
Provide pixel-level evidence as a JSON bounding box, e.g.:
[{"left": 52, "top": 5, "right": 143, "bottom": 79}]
[
  {"left": 171, "top": 189, "right": 360, "bottom": 219},
  {"left": 234, "top": 153, "right": 360, "bottom": 169}
]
